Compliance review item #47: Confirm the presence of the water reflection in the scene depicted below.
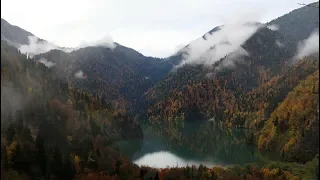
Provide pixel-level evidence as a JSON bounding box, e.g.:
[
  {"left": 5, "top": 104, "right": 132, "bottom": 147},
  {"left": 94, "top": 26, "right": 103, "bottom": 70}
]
[
  {"left": 114, "top": 120, "right": 276, "bottom": 168},
  {"left": 134, "top": 151, "right": 224, "bottom": 168}
]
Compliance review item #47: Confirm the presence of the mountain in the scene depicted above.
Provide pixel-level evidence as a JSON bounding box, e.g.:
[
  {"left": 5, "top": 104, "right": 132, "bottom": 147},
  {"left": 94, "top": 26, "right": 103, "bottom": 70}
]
[
  {"left": 1, "top": 18, "right": 173, "bottom": 114},
  {"left": 268, "top": 2, "right": 319, "bottom": 42},
  {"left": 0, "top": 18, "right": 50, "bottom": 47},
  {"left": 35, "top": 44, "right": 172, "bottom": 115},
  {"left": 1, "top": 39, "right": 146, "bottom": 179},
  {"left": 1, "top": 2, "right": 320, "bottom": 179},
  {"left": 2, "top": 39, "right": 318, "bottom": 180},
  {"left": 258, "top": 68, "right": 319, "bottom": 163},
  {"left": 146, "top": 3, "right": 318, "bottom": 124},
  {"left": 146, "top": 25, "right": 297, "bottom": 121},
  {"left": 1, "top": 18, "right": 64, "bottom": 59},
  {"left": 1, "top": 18, "right": 34, "bottom": 45},
  {"left": 145, "top": 3, "right": 319, "bottom": 163}
]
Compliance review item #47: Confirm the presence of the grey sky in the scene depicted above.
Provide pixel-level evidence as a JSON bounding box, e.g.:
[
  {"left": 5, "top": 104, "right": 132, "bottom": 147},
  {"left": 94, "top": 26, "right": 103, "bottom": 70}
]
[{"left": 1, "top": 0, "right": 316, "bottom": 57}]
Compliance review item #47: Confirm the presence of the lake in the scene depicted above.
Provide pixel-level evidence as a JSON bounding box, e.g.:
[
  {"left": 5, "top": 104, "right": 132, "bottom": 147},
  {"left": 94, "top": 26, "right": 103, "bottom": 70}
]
[{"left": 114, "top": 120, "right": 276, "bottom": 168}]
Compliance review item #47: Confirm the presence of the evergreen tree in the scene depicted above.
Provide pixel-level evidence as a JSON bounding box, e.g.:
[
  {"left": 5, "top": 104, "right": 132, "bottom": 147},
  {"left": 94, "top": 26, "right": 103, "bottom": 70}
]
[
  {"left": 154, "top": 171, "right": 159, "bottom": 180},
  {"left": 280, "top": 149, "right": 285, "bottom": 161},
  {"left": 2, "top": 146, "right": 9, "bottom": 170},
  {"left": 211, "top": 170, "right": 217, "bottom": 180},
  {"left": 11, "top": 143, "right": 22, "bottom": 171},
  {"left": 51, "top": 145, "right": 63, "bottom": 179},
  {"left": 21, "top": 126, "right": 33, "bottom": 143},
  {"left": 36, "top": 135, "right": 47, "bottom": 176},
  {"left": 6, "top": 124, "right": 15, "bottom": 144},
  {"left": 62, "top": 154, "right": 75, "bottom": 180}
]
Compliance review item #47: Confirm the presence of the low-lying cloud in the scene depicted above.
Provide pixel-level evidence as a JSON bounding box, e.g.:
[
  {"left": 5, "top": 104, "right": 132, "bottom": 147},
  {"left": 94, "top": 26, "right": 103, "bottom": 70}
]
[
  {"left": 275, "top": 40, "right": 284, "bottom": 48},
  {"left": 177, "top": 22, "right": 262, "bottom": 68},
  {"left": 1, "top": 83, "right": 23, "bottom": 118},
  {"left": 75, "top": 70, "right": 85, "bottom": 79},
  {"left": 78, "top": 35, "right": 116, "bottom": 50},
  {"left": 266, "top": 24, "right": 279, "bottom": 31},
  {"left": 39, "top": 58, "right": 56, "bottom": 68},
  {"left": 19, "top": 36, "right": 59, "bottom": 57},
  {"left": 294, "top": 30, "right": 319, "bottom": 60},
  {"left": 18, "top": 35, "right": 116, "bottom": 57}
]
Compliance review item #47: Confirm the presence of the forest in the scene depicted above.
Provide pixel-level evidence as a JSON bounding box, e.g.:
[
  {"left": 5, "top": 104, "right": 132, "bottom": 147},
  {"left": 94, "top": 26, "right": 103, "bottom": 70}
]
[
  {"left": 1, "top": 37, "right": 319, "bottom": 179},
  {"left": 1, "top": 2, "right": 319, "bottom": 180}
]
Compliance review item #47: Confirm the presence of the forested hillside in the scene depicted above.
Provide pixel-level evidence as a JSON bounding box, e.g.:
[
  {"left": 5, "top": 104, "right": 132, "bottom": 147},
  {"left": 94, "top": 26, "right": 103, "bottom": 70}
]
[
  {"left": 258, "top": 70, "right": 319, "bottom": 163},
  {"left": 146, "top": 51, "right": 318, "bottom": 164},
  {"left": 1, "top": 2, "right": 319, "bottom": 180},
  {"left": 268, "top": 2, "right": 319, "bottom": 42},
  {"left": 3, "top": 39, "right": 317, "bottom": 180},
  {"left": 1, "top": 18, "right": 34, "bottom": 45},
  {"left": 35, "top": 44, "right": 172, "bottom": 115},
  {"left": 1, "top": 40, "right": 144, "bottom": 179},
  {"left": 145, "top": 3, "right": 319, "bottom": 165},
  {"left": 146, "top": 26, "right": 298, "bottom": 123}
]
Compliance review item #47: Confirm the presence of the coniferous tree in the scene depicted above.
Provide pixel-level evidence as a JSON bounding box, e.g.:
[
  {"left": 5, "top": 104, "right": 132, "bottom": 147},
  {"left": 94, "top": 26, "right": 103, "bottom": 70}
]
[
  {"left": 6, "top": 124, "right": 15, "bottom": 144},
  {"left": 51, "top": 145, "right": 63, "bottom": 179},
  {"left": 62, "top": 154, "right": 75, "bottom": 180},
  {"left": 36, "top": 135, "right": 47, "bottom": 176}
]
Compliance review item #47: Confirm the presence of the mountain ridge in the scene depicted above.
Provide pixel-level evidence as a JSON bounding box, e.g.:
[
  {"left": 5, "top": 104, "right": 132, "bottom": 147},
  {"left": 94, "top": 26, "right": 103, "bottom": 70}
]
[{"left": 1, "top": 2, "right": 319, "bottom": 180}]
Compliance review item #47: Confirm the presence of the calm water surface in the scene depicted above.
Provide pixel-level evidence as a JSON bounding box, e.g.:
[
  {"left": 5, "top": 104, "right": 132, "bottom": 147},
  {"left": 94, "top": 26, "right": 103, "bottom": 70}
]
[{"left": 114, "top": 120, "right": 276, "bottom": 168}]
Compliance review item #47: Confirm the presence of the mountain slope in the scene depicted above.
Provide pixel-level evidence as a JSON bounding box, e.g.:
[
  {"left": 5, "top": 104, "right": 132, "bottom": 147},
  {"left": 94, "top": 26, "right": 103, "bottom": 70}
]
[
  {"left": 1, "top": 18, "right": 34, "bottom": 45},
  {"left": 145, "top": 2, "right": 319, "bottom": 126},
  {"left": 1, "top": 39, "right": 319, "bottom": 180},
  {"left": 144, "top": 3, "right": 319, "bottom": 163},
  {"left": 268, "top": 2, "right": 319, "bottom": 42},
  {"left": 1, "top": 40, "right": 146, "bottom": 179},
  {"left": 1, "top": 18, "right": 173, "bottom": 115},
  {"left": 1, "top": 3, "right": 320, "bottom": 179},
  {"left": 146, "top": 25, "right": 297, "bottom": 122},
  {"left": 35, "top": 42, "right": 171, "bottom": 114},
  {"left": 258, "top": 70, "right": 319, "bottom": 163}
]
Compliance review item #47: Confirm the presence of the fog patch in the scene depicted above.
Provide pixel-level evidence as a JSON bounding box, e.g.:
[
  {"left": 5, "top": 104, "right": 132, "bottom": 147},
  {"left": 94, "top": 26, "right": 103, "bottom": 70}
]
[
  {"left": 1, "top": 82, "right": 23, "bottom": 122},
  {"left": 19, "top": 36, "right": 59, "bottom": 57},
  {"left": 275, "top": 40, "right": 284, "bottom": 48},
  {"left": 214, "top": 48, "right": 249, "bottom": 71},
  {"left": 78, "top": 35, "right": 116, "bottom": 50},
  {"left": 39, "top": 58, "right": 56, "bottom": 68},
  {"left": 267, "top": 24, "right": 279, "bottom": 31},
  {"left": 75, "top": 70, "right": 85, "bottom": 79},
  {"left": 294, "top": 30, "right": 319, "bottom": 60},
  {"left": 18, "top": 35, "right": 116, "bottom": 56},
  {"left": 177, "top": 22, "right": 262, "bottom": 68}
]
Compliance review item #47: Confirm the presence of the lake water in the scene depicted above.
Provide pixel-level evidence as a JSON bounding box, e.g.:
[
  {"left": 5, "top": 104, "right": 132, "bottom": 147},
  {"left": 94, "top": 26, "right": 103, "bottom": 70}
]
[{"left": 114, "top": 120, "right": 275, "bottom": 168}]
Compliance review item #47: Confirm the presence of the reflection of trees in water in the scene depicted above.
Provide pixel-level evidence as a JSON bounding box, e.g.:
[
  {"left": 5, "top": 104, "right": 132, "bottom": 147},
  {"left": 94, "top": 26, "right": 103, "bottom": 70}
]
[
  {"left": 145, "top": 121, "right": 261, "bottom": 165},
  {"left": 113, "top": 139, "right": 143, "bottom": 160}
]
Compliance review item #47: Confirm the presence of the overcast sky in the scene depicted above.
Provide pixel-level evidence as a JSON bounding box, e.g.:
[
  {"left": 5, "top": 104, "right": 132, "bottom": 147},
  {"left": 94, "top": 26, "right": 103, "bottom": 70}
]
[{"left": 1, "top": 0, "right": 316, "bottom": 57}]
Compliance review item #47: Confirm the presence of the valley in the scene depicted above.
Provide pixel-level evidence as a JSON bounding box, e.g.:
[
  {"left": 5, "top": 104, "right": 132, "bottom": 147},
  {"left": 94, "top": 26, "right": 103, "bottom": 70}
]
[
  {"left": 114, "top": 120, "right": 279, "bottom": 169},
  {"left": 1, "top": 2, "right": 319, "bottom": 180}
]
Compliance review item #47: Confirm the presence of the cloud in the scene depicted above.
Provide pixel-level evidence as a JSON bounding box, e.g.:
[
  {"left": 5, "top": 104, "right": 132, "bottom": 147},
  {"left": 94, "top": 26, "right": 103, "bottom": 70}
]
[
  {"left": 173, "top": 44, "right": 187, "bottom": 55},
  {"left": 18, "top": 35, "right": 116, "bottom": 57},
  {"left": 1, "top": 83, "right": 23, "bottom": 119},
  {"left": 275, "top": 40, "right": 284, "bottom": 48},
  {"left": 39, "top": 58, "right": 56, "bottom": 68},
  {"left": 19, "top": 36, "right": 59, "bottom": 57},
  {"left": 294, "top": 30, "right": 319, "bottom": 60},
  {"left": 74, "top": 70, "right": 85, "bottom": 79},
  {"left": 177, "top": 22, "right": 262, "bottom": 68},
  {"left": 266, "top": 24, "right": 279, "bottom": 31},
  {"left": 78, "top": 35, "right": 116, "bottom": 50},
  {"left": 214, "top": 48, "right": 249, "bottom": 71}
]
